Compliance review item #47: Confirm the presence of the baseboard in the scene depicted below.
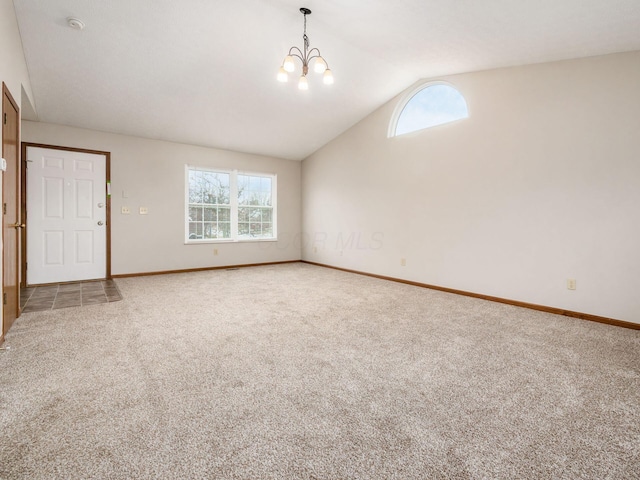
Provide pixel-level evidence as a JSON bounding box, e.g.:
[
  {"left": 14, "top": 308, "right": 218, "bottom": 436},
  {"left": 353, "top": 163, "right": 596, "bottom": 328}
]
[
  {"left": 111, "top": 260, "right": 300, "bottom": 279},
  {"left": 301, "top": 260, "right": 639, "bottom": 331}
]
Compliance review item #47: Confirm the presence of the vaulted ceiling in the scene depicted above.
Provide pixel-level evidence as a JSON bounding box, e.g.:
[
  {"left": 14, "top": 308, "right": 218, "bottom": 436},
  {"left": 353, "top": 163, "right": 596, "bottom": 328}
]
[{"left": 13, "top": 0, "right": 640, "bottom": 160}]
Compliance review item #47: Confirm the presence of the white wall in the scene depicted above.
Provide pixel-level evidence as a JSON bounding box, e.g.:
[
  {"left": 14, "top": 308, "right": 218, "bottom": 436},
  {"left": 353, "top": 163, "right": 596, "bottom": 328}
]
[
  {"left": 22, "top": 122, "right": 302, "bottom": 275},
  {"left": 302, "top": 51, "right": 640, "bottom": 324},
  {"left": 0, "top": 0, "right": 34, "bottom": 111}
]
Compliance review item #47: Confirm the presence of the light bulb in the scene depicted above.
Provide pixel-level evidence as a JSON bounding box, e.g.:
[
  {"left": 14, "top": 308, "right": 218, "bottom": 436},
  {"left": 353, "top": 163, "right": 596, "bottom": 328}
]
[
  {"left": 314, "top": 57, "right": 327, "bottom": 73},
  {"left": 283, "top": 55, "right": 295, "bottom": 72},
  {"left": 277, "top": 67, "right": 288, "bottom": 82},
  {"left": 323, "top": 68, "right": 334, "bottom": 85},
  {"left": 298, "top": 75, "right": 309, "bottom": 90}
]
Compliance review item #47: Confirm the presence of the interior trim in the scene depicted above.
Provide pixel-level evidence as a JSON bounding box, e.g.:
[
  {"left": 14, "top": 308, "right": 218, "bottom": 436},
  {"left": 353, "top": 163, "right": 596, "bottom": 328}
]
[
  {"left": 20, "top": 142, "right": 112, "bottom": 285},
  {"left": 111, "top": 260, "right": 300, "bottom": 278},
  {"left": 301, "top": 260, "right": 639, "bottom": 331},
  {"left": 2, "top": 82, "right": 21, "bottom": 345}
]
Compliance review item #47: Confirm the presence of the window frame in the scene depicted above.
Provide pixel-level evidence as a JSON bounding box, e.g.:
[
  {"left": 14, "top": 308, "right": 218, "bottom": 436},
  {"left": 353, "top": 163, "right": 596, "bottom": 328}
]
[
  {"left": 185, "top": 165, "right": 277, "bottom": 244},
  {"left": 388, "top": 80, "right": 469, "bottom": 138}
]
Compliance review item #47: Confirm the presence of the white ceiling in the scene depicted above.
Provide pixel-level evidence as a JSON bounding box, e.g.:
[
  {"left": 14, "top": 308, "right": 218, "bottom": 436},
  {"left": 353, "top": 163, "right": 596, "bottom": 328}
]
[{"left": 13, "top": 0, "right": 640, "bottom": 160}]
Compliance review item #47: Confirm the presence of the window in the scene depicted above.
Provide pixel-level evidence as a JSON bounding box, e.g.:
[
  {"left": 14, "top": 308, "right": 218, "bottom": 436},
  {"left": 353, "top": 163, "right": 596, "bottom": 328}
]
[
  {"left": 237, "top": 174, "right": 275, "bottom": 240},
  {"left": 187, "top": 168, "right": 231, "bottom": 240},
  {"left": 390, "top": 83, "right": 469, "bottom": 137},
  {"left": 186, "top": 166, "right": 276, "bottom": 243}
]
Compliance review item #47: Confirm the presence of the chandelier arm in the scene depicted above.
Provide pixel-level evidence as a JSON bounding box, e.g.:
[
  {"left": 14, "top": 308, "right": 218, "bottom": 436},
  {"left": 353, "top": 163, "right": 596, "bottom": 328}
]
[
  {"left": 288, "top": 46, "right": 304, "bottom": 58},
  {"left": 289, "top": 53, "right": 306, "bottom": 65},
  {"left": 306, "top": 48, "right": 323, "bottom": 62}
]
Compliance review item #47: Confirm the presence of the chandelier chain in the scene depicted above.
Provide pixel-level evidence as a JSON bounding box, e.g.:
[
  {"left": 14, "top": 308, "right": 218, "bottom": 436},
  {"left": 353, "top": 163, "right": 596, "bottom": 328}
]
[{"left": 303, "top": 11, "right": 309, "bottom": 56}]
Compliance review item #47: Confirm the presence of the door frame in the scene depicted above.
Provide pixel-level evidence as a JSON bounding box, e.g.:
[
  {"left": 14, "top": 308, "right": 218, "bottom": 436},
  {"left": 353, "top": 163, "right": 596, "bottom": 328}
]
[
  {"left": 2, "top": 82, "right": 20, "bottom": 344},
  {"left": 21, "top": 142, "right": 112, "bottom": 287}
]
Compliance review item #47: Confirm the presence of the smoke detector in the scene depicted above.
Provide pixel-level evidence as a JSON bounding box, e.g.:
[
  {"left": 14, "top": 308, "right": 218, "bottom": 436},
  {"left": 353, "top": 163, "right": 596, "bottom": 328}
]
[{"left": 67, "top": 17, "right": 85, "bottom": 30}]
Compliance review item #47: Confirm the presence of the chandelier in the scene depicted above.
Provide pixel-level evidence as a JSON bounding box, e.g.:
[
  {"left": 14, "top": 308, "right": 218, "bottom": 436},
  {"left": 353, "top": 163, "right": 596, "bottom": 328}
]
[{"left": 277, "top": 8, "right": 334, "bottom": 90}]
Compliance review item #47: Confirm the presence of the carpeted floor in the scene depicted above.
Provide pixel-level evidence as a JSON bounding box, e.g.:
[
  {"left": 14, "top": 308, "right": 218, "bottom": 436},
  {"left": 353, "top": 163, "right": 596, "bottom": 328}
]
[{"left": 0, "top": 263, "right": 638, "bottom": 479}]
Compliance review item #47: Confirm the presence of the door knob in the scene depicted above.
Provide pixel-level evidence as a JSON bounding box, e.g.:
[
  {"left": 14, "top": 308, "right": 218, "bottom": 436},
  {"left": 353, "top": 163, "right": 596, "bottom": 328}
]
[
  {"left": 9, "top": 223, "right": 25, "bottom": 229},
  {"left": 97, "top": 203, "right": 104, "bottom": 208},
  {"left": 97, "top": 221, "right": 104, "bottom": 226}
]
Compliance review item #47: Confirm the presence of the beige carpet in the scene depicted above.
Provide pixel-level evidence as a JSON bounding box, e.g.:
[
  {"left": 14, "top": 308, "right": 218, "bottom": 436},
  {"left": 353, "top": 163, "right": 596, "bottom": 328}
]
[{"left": 1, "top": 263, "right": 638, "bottom": 479}]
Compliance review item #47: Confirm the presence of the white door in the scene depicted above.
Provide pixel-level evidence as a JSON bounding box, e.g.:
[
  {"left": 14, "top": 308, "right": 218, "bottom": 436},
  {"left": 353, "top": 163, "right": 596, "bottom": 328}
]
[{"left": 26, "top": 146, "right": 107, "bottom": 284}]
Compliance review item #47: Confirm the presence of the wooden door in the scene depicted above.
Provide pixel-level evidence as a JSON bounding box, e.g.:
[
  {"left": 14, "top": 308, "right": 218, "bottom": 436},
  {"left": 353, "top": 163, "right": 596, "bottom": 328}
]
[
  {"left": 2, "top": 83, "right": 21, "bottom": 341},
  {"left": 26, "top": 146, "right": 107, "bottom": 284}
]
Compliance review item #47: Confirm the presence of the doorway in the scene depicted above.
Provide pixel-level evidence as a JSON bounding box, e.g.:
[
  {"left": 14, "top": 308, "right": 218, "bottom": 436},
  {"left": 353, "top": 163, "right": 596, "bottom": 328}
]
[
  {"left": 2, "top": 83, "right": 21, "bottom": 342},
  {"left": 21, "top": 144, "right": 111, "bottom": 286}
]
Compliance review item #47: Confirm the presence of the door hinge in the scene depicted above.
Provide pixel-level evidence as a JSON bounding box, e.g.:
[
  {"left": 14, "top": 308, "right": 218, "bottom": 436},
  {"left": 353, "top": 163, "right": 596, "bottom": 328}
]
[
  {"left": 3, "top": 293, "right": 6, "bottom": 305},
  {"left": 3, "top": 113, "right": 6, "bottom": 125},
  {"left": 2, "top": 203, "right": 6, "bottom": 215}
]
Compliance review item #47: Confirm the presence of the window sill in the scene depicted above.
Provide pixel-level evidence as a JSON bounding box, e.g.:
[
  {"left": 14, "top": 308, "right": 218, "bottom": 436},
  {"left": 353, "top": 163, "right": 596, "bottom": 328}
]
[{"left": 184, "top": 238, "right": 278, "bottom": 245}]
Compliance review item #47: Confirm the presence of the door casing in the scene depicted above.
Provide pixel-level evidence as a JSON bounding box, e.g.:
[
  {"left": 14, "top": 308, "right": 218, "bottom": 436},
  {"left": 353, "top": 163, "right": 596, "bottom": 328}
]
[
  {"left": 21, "top": 142, "right": 111, "bottom": 286},
  {"left": 2, "top": 83, "right": 20, "bottom": 343}
]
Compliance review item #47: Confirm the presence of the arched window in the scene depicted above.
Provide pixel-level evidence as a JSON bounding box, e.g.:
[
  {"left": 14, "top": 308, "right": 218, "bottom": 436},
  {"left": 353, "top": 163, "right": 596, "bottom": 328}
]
[{"left": 390, "top": 83, "right": 469, "bottom": 137}]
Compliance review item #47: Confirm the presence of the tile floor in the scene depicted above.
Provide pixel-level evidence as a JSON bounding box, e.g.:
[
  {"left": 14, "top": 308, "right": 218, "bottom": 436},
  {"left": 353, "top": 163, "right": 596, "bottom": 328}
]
[{"left": 20, "top": 280, "right": 123, "bottom": 313}]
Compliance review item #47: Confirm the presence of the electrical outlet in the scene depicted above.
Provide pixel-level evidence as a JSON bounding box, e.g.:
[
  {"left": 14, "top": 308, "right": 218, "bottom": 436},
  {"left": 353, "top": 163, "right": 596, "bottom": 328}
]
[
  {"left": 121, "top": 206, "right": 130, "bottom": 214},
  {"left": 400, "top": 258, "right": 406, "bottom": 266},
  {"left": 313, "top": 246, "right": 318, "bottom": 254},
  {"left": 139, "top": 207, "right": 148, "bottom": 215},
  {"left": 213, "top": 249, "right": 218, "bottom": 256},
  {"left": 567, "top": 279, "right": 576, "bottom": 290}
]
